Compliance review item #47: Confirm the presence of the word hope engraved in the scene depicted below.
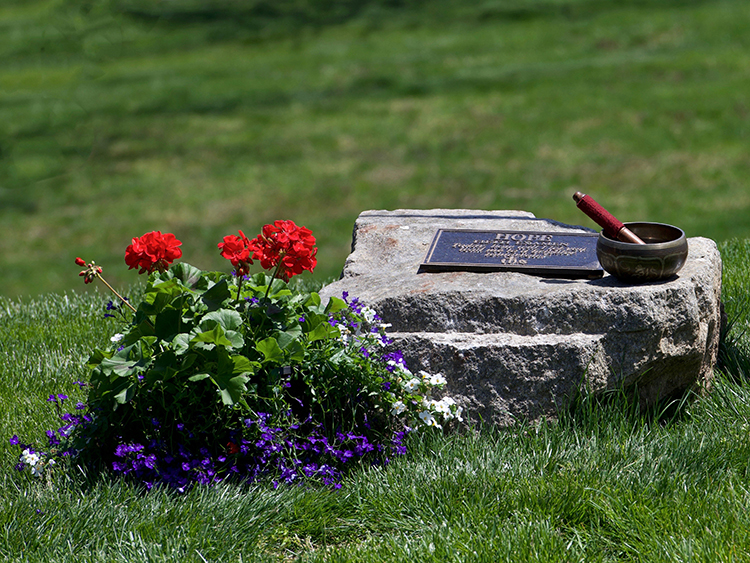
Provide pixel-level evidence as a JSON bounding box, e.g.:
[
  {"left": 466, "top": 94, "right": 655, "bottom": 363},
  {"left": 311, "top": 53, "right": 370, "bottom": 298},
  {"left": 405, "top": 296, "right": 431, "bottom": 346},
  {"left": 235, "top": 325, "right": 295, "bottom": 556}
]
[
  {"left": 452, "top": 232, "right": 587, "bottom": 265},
  {"left": 421, "top": 229, "right": 603, "bottom": 279}
]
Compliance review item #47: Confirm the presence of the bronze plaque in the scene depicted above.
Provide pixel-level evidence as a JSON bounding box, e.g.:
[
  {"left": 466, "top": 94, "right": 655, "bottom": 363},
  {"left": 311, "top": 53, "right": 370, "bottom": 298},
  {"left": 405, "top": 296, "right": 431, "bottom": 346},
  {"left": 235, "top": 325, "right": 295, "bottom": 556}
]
[{"left": 421, "top": 229, "right": 603, "bottom": 279}]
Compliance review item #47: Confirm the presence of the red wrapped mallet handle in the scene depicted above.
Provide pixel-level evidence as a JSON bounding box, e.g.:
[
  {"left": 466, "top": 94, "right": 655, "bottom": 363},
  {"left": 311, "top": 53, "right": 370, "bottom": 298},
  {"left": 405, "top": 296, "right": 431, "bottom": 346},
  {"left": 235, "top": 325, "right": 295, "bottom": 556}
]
[{"left": 573, "top": 192, "right": 646, "bottom": 244}]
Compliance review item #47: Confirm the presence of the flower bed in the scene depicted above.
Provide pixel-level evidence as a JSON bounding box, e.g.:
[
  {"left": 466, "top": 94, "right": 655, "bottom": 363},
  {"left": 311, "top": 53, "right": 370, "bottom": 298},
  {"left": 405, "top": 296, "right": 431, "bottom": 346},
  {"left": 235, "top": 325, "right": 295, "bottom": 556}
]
[{"left": 10, "top": 223, "right": 462, "bottom": 490}]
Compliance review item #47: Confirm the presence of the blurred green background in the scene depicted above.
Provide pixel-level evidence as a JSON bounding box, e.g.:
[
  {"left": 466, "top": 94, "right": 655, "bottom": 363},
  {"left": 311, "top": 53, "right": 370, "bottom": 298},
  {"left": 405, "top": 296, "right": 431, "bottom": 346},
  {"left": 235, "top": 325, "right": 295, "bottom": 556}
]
[{"left": 1, "top": 0, "right": 748, "bottom": 298}]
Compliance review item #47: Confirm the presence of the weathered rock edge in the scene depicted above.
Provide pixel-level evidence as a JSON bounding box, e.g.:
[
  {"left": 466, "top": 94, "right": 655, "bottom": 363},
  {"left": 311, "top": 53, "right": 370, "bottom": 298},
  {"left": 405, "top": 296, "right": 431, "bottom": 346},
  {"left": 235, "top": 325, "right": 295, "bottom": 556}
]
[{"left": 319, "top": 209, "right": 722, "bottom": 426}]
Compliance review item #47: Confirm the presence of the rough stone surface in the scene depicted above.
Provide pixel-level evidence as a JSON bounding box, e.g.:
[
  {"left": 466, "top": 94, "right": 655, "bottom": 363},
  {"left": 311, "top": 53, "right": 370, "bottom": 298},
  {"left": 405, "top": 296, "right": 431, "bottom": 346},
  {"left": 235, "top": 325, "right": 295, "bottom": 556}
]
[{"left": 319, "top": 209, "right": 723, "bottom": 426}]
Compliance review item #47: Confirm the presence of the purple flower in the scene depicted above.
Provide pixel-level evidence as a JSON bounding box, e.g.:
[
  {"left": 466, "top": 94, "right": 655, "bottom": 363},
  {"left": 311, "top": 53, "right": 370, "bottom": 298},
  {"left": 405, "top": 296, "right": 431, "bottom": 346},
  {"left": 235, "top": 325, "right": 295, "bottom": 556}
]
[
  {"left": 46, "top": 430, "right": 61, "bottom": 447},
  {"left": 9, "top": 435, "right": 20, "bottom": 446},
  {"left": 114, "top": 443, "right": 144, "bottom": 457}
]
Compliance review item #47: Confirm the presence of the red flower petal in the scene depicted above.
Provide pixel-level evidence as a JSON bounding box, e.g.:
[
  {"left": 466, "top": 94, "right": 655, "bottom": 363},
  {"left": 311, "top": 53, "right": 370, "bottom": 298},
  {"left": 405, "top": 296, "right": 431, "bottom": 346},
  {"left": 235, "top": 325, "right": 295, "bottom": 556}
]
[{"left": 125, "top": 231, "right": 182, "bottom": 274}]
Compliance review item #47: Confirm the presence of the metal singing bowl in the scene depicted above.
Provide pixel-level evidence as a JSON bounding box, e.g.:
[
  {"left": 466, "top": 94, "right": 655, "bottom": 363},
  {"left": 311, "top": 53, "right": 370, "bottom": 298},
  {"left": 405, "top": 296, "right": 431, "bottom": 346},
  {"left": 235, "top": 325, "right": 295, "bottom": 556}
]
[{"left": 596, "top": 222, "right": 688, "bottom": 282}]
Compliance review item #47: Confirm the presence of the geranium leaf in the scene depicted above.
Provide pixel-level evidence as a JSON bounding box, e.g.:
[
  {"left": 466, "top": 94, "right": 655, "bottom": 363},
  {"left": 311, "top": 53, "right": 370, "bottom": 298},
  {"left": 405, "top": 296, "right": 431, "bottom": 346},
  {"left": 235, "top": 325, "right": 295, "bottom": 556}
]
[
  {"left": 179, "top": 353, "right": 198, "bottom": 372},
  {"left": 100, "top": 355, "right": 139, "bottom": 377},
  {"left": 218, "top": 374, "right": 250, "bottom": 406},
  {"left": 231, "top": 355, "right": 257, "bottom": 375},
  {"left": 200, "top": 279, "right": 231, "bottom": 311},
  {"left": 171, "top": 333, "right": 191, "bottom": 355},
  {"left": 304, "top": 292, "right": 326, "bottom": 314},
  {"left": 155, "top": 308, "right": 181, "bottom": 340},
  {"left": 191, "top": 325, "right": 233, "bottom": 348},
  {"left": 308, "top": 322, "right": 338, "bottom": 342},
  {"left": 188, "top": 373, "right": 211, "bottom": 382},
  {"left": 201, "top": 309, "right": 243, "bottom": 331},
  {"left": 277, "top": 326, "right": 302, "bottom": 349},
  {"left": 141, "top": 280, "right": 181, "bottom": 315},
  {"left": 148, "top": 351, "right": 179, "bottom": 381},
  {"left": 256, "top": 337, "right": 285, "bottom": 364},
  {"left": 86, "top": 349, "right": 110, "bottom": 369},
  {"left": 285, "top": 339, "right": 305, "bottom": 363},
  {"left": 225, "top": 330, "right": 244, "bottom": 350},
  {"left": 325, "top": 296, "right": 348, "bottom": 314},
  {"left": 170, "top": 262, "right": 206, "bottom": 289},
  {"left": 114, "top": 383, "right": 136, "bottom": 404}
]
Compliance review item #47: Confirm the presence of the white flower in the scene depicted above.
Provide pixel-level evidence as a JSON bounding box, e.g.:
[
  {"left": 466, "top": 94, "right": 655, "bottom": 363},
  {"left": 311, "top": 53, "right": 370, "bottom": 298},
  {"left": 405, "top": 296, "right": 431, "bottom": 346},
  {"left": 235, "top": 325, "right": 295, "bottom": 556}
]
[
  {"left": 432, "top": 399, "right": 452, "bottom": 416},
  {"left": 436, "top": 397, "right": 463, "bottom": 422},
  {"left": 391, "top": 401, "right": 406, "bottom": 415},
  {"left": 454, "top": 405, "right": 464, "bottom": 422},
  {"left": 428, "top": 372, "right": 447, "bottom": 386},
  {"left": 111, "top": 333, "right": 124, "bottom": 343},
  {"left": 338, "top": 325, "right": 352, "bottom": 344},
  {"left": 418, "top": 370, "right": 446, "bottom": 386},
  {"left": 403, "top": 378, "right": 421, "bottom": 393},
  {"left": 419, "top": 410, "right": 441, "bottom": 428},
  {"left": 361, "top": 306, "right": 377, "bottom": 323},
  {"left": 377, "top": 330, "right": 393, "bottom": 347},
  {"left": 21, "top": 448, "right": 40, "bottom": 467},
  {"left": 388, "top": 360, "right": 411, "bottom": 376}
]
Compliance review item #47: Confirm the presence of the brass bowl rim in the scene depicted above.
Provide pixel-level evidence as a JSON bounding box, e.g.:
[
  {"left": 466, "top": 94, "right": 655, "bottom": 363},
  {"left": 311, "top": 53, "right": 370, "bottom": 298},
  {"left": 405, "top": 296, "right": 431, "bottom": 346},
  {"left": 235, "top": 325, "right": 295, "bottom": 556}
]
[{"left": 598, "top": 222, "right": 686, "bottom": 251}]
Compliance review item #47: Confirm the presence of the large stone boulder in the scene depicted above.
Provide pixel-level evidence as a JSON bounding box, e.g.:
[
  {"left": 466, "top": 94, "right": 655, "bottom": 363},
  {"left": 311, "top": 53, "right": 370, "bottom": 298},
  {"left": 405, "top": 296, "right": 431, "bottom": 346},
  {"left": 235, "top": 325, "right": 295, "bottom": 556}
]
[{"left": 319, "top": 209, "right": 723, "bottom": 426}]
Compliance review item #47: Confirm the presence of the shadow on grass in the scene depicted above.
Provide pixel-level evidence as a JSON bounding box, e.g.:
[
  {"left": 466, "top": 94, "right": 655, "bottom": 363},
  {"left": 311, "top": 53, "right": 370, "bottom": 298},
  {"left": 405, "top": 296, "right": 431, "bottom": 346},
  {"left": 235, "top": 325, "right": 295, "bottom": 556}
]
[{"left": 559, "top": 373, "right": 697, "bottom": 437}]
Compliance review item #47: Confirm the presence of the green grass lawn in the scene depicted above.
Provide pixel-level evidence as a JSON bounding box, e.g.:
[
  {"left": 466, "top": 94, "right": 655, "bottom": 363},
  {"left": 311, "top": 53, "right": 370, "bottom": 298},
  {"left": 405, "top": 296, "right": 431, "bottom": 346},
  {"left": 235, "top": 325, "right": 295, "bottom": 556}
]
[
  {"left": 3, "top": 2, "right": 750, "bottom": 560},
  {"left": 0, "top": 238, "right": 748, "bottom": 562},
  {"left": 1, "top": 0, "right": 749, "bottom": 297}
]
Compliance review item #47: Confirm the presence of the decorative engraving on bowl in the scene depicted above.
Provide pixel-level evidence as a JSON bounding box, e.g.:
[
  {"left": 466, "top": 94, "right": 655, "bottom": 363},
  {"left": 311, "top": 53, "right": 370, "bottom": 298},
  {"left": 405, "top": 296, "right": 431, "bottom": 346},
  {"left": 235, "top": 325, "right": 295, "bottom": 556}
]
[{"left": 615, "top": 256, "right": 664, "bottom": 279}]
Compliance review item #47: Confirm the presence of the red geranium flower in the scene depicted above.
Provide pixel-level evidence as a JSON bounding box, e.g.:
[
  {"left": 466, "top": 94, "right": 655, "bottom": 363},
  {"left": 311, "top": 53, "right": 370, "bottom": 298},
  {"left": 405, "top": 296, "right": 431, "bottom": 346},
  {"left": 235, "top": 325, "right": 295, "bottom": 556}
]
[
  {"left": 218, "top": 230, "right": 253, "bottom": 276},
  {"left": 248, "top": 220, "right": 317, "bottom": 281},
  {"left": 124, "top": 231, "right": 182, "bottom": 274}
]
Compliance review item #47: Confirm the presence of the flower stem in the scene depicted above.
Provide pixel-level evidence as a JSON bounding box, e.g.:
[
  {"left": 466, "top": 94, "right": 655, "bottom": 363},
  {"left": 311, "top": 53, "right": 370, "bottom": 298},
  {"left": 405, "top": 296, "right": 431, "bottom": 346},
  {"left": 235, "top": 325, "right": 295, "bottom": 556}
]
[
  {"left": 235, "top": 273, "right": 244, "bottom": 302},
  {"left": 95, "top": 272, "right": 137, "bottom": 314},
  {"left": 264, "top": 259, "right": 285, "bottom": 300}
]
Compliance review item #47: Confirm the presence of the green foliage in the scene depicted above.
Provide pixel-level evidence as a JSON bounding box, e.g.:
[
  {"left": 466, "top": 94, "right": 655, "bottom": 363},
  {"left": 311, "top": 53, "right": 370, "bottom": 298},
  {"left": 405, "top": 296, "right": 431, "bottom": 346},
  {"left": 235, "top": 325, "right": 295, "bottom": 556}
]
[
  {"left": 71, "top": 262, "right": 459, "bottom": 484},
  {"left": 1, "top": 241, "right": 750, "bottom": 560}
]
